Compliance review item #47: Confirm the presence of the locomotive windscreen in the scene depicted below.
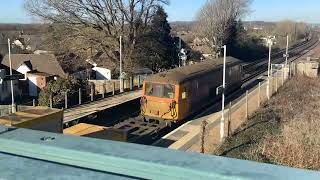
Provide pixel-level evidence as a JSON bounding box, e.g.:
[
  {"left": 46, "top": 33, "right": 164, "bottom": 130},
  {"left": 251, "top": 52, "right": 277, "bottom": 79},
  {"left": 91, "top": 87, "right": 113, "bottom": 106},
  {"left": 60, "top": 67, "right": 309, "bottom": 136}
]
[{"left": 145, "top": 83, "right": 175, "bottom": 99}]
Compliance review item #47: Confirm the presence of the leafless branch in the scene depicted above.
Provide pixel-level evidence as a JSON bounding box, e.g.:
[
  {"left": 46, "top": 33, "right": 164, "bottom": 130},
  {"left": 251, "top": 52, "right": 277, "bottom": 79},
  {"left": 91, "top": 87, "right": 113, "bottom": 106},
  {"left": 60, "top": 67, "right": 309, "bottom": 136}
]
[{"left": 195, "top": 0, "right": 251, "bottom": 53}]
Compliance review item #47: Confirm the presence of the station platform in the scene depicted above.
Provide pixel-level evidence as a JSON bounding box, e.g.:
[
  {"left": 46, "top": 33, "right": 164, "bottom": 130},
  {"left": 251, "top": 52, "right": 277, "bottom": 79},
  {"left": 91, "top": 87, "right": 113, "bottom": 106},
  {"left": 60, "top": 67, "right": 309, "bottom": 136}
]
[
  {"left": 153, "top": 111, "right": 220, "bottom": 151},
  {"left": 63, "top": 90, "right": 141, "bottom": 124},
  {"left": 0, "top": 125, "right": 319, "bottom": 179}
]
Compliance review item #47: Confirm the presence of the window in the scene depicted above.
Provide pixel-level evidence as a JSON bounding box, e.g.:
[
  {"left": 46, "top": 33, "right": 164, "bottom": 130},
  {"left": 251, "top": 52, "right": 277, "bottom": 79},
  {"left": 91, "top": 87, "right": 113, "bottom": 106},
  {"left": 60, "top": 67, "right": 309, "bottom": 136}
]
[
  {"left": 182, "top": 91, "right": 187, "bottom": 99},
  {"left": 145, "top": 83, "right": 175, "bottom": 99},
  {"left": 181, "top": 87, "right": 187, "bottom": 100}
]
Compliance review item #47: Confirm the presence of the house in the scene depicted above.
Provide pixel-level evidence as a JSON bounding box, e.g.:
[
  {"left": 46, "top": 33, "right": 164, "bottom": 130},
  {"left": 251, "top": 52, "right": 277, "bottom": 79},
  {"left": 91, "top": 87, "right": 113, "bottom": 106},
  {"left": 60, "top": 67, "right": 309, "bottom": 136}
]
[
  {"left": 73, "top": 60, "right": 112, "bottom": 80},
  {"left": 1, "top": 54, "right": 66, "bottom": 78},
  {"left": 27, "top": 71, "right": 55, "bottom": 97},
  {"left": 85, "top": 58, "right": 114, "bottom": 80},
  {"left": 0, "top": 64, "right": 22, "bottom": 104},
  {"left": 92, "top": 66, "right": 112, "bottom": 80},
  {"left": 1, "top": 54, "right": 66, "bottom": 97}
]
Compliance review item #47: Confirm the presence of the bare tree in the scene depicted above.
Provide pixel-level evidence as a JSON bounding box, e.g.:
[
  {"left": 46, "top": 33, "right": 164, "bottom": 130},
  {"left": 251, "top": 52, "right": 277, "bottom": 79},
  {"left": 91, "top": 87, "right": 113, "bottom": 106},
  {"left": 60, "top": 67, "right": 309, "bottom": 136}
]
[
  {"left": 24, "top": 0, "right": 169, "bottom": 72},
  {"left": 274, "top": 21, "right": 309, "bottom": 41},
  {"left": 195, "top": 0, "right": 251, "bottom": 55}
]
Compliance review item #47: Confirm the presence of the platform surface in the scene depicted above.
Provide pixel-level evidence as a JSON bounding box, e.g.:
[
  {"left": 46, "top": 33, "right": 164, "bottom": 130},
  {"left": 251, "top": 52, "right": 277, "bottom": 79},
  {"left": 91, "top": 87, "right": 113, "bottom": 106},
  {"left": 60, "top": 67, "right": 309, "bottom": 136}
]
[{"left": 63, "top": 90, "right": 141, "bottom": 123}]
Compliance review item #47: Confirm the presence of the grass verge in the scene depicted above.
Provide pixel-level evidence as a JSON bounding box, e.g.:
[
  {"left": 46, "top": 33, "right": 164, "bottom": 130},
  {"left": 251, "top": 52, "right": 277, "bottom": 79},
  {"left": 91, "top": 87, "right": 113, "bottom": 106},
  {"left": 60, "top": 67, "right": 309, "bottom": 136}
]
[{"left": 213, "top": 76, "right": 320, "bottom": 170}]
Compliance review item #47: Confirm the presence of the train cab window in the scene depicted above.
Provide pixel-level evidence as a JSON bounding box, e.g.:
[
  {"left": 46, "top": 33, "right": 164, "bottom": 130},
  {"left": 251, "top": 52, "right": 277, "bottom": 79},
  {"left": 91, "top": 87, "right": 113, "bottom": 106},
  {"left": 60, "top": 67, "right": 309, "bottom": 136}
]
[
  {"left": 182, "top": 92, "right": 187, "bottom": 99},
  {"left": 145, "top": 83, "right": 175, "bottom": 99},
  {"left": 181, "top": 87, "right": 187, "bottom": 99}
]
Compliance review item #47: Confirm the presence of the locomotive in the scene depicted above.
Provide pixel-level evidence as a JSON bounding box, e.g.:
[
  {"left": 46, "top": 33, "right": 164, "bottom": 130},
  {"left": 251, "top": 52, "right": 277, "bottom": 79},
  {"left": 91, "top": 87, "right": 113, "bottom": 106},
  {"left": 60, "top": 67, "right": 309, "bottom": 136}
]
[{"left": 141, "top": 56, "right": 242, "bottom": 124}]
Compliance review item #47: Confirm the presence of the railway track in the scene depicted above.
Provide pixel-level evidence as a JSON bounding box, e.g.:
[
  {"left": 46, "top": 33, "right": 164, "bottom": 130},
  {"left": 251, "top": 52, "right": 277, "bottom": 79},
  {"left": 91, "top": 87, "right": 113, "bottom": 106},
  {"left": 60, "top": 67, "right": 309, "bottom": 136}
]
[
  {"left": 243, "top": 37, "right": 319, "bottom": 82},
  {"left": 87, "top": 35, "right": 319, "bottom": 145},
  {"left": 242, "top": 39, "right": 309, "bottom": 72}
]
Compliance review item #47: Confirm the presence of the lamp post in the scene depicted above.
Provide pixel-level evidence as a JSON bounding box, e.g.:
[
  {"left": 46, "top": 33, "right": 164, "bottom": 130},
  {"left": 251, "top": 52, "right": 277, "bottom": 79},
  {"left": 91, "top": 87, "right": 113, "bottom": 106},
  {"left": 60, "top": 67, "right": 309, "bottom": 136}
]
[
  {"left": 7, "top": 38, "right": 16, "bottom": 113},
  {"left": 220, "top": 45, "right": 227, "bottom": 142},
  {"left": 178, "top": 37, "right": 182, "bottom": 67},
  {"left": 285, "top": 34, "right": 289, "bottom": 66},
  {"left": 119, "top": 36, "right": 124, "bottom": 93},
  {"left": 267, "top": 37, "right": 273, "bottom": 100}
]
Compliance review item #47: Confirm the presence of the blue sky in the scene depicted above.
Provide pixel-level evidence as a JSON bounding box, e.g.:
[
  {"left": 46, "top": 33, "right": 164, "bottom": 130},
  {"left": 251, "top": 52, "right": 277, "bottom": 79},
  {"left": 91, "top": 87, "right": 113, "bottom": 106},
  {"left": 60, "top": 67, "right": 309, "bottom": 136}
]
[{"left": 0, "top": 0, "right": 320, "bottom": 23}]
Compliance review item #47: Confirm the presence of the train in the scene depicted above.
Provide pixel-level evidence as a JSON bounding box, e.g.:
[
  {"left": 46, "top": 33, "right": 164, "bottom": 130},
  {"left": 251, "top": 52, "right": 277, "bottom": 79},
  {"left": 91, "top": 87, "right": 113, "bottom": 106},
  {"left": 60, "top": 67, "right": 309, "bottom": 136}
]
[{"left": 140, "top": 56, "right": 243, "bottom": 124}]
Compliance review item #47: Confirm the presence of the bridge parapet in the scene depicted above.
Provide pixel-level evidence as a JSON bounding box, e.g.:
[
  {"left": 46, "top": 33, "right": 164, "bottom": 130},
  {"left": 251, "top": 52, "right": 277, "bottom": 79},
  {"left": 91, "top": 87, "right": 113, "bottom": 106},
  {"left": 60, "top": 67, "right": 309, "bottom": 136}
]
[{"left": 0, "top": 126, "right": 318, "bottom": 179}]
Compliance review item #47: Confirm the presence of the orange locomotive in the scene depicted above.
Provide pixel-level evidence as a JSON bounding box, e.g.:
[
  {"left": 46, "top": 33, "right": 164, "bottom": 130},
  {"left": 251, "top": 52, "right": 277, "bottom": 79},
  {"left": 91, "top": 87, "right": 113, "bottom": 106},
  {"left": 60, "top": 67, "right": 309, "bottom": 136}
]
[{"left": 141, "top": 57, "right": 242, "bottom": 124}]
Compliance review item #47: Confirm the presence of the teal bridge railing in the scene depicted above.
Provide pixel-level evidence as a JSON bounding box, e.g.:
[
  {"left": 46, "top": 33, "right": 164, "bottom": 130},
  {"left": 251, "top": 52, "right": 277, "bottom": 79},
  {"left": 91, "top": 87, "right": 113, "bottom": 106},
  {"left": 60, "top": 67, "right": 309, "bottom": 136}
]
[{"left": 0, "top": 125, "right": 319, "bottom": 180}]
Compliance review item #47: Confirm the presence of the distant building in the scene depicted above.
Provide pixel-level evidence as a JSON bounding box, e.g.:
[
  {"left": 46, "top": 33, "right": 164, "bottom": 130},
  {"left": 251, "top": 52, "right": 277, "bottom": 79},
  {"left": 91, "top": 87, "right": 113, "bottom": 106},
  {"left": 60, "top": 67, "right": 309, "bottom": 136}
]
[
  {"left": 191, "top": 37, "right": 214, "bottom": 58},
  {"left": 252, "top": 26, "right": 264, "bottom": 31},
  {"left": 1, "top": 54, "right": 66, "bottom": 97},
  {"left": 1, "top": 54, "right": 66, "bottom": 78},
  {"left": 33, "top": 50, "right": 54, "bottom": 55},
  {"left": 26, "top": 71, "right": 55, "bottom": 97},
  {"left": 12, "top": 40, "right": 25, "bottom": 50},
  {"left": 92, "top": 66, "right": 112, "bottom": 80}
]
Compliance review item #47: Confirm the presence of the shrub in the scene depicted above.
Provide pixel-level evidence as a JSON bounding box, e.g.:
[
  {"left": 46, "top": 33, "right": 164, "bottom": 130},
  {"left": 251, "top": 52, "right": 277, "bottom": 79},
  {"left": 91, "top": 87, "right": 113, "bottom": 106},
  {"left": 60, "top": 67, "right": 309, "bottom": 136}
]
[{"left": 38, "top": 76, "right": 88, "bottom": 107}]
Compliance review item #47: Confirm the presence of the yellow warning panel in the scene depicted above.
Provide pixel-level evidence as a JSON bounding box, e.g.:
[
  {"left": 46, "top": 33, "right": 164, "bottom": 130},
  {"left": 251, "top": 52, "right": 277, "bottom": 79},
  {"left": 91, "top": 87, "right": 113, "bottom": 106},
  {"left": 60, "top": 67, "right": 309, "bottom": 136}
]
[
  {"left": 64, "top": 123, "right": 128, "bottom": 142},
  {"left": 0, "top": 107, "right": 63, "bottom": 133},
  {"left": 64, "top": 123, "right": 106, "bottom": 136}
]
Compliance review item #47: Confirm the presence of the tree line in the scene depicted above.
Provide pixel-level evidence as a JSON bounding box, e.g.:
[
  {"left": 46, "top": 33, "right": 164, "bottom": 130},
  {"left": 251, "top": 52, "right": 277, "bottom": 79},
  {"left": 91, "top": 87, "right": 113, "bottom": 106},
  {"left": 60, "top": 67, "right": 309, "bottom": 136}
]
[
  {"left": 24, "top": 0, "right": 311, "bottom": 73},
  {"left": 195, "top": 0, "right": 310, "bottom": 61},
  {"left": 25, "top": 0, "right": 178, "bottom": 74}
]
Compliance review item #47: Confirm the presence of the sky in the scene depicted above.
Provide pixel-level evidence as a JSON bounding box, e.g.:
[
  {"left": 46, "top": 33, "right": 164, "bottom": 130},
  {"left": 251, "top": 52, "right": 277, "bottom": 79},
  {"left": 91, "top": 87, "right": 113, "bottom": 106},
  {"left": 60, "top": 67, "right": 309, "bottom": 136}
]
[{"left": 0, "top": 0, "right": 320, "bottom": 24}]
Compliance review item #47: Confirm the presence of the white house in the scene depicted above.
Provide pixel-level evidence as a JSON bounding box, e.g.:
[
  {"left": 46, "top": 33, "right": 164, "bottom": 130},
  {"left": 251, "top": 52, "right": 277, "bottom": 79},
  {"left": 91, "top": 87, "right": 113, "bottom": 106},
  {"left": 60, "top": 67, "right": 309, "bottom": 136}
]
[
  {"left": 1, "top": 54, "right": 66, "bottom": 97},
  {"left": 16, "top": 61, "right": 32, "bottom": 75},
  {"left": 92, "top": 66, "right": 112, "bottom": 80},
  {"left": 2, "top": 54, "right": 66, "bottom": 78}
]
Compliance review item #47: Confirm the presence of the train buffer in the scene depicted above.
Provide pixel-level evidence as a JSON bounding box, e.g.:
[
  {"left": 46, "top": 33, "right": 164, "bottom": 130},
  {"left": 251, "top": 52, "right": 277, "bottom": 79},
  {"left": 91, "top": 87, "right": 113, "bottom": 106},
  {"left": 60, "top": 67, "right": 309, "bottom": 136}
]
[{"left": 63, "top": 90, "right": 141, "bottom": 124}]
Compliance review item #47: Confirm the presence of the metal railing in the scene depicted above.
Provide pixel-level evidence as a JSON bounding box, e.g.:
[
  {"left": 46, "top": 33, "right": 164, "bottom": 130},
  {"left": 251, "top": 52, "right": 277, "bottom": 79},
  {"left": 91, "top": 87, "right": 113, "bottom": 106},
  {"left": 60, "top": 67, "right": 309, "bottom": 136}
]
[
  {"left": 48, "top": 75, "right": 146, "bottom": 109},
  {"left": 163, "top": 64, "right": 295, "bottom": 152}
]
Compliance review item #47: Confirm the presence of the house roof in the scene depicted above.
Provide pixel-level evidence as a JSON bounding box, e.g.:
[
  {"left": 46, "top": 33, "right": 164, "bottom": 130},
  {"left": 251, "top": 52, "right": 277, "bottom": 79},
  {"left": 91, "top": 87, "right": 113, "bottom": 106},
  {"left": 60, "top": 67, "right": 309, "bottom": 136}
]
[
  {"left": 132, "top": 68, "right": 153, "bottom": 75},
  {"left": 23, "top": 60, "right": 33, "bottom": 70},
  {"left": 0, "top": 64, "right": 21, "bottom": 75},
  {"left": 27, "top": 70, "right": 53, "bottom": 77},
  {"left": 1, "top": 54, "right": 66, "bottom": 77}
]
